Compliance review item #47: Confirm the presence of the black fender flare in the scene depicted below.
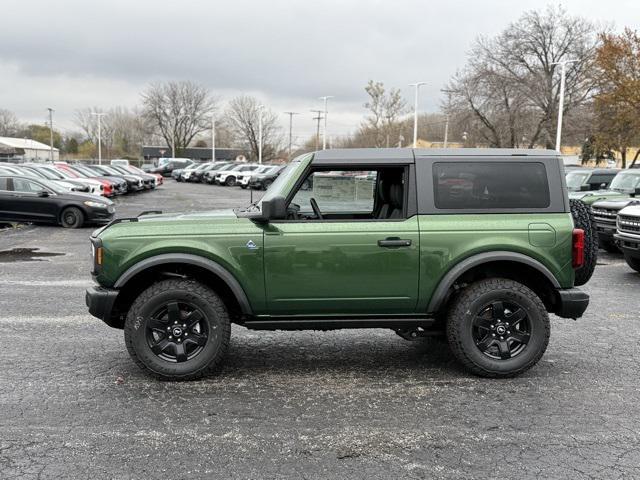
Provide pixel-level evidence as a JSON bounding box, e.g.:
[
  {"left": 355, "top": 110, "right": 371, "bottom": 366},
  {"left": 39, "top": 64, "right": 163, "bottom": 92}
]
[
  {"left": 426, "top": 251, "right": 561, "bottom": 313},
  {"left": 113, "top": 253, "right": 253, "bottom": 315}
]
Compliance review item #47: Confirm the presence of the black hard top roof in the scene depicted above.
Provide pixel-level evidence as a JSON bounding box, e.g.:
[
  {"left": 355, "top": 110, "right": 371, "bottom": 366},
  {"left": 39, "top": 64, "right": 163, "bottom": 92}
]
[{"left": 311, "top": 148, "right": 560, "bottom": 164}]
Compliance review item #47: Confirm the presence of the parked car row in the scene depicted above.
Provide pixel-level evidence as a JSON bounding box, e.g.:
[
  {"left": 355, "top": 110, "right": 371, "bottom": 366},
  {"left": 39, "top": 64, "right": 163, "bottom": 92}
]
[
  {"left": 0, "top": 161, "right": 163, "bottom": 198},
  {"left": 566, "top": 167, "right": 640, "bottom": 272},
  {"left": 171, "top": 161, "right": 285, "bottom": 190}
]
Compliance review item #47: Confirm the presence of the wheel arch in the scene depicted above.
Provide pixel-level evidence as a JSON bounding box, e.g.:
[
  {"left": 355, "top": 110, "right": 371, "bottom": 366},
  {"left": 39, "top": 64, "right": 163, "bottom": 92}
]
[
  {"left": 110, "top": 254, "right": 253, "bottom": 328},
  {"left": 427, "top": 252, "right": 561, "bottom": 315}
]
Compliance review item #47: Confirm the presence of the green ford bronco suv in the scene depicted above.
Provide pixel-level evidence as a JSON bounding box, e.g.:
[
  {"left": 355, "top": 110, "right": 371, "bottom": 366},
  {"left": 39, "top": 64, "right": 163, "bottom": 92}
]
[{"left": 86, "top": 149, "right": 590, "bottom": 380}]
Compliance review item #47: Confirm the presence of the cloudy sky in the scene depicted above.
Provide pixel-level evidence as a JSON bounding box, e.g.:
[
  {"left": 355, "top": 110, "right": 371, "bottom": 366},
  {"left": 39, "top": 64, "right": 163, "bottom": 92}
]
[{"left": 0, "top": 0, "right": 637, "bottom": 145}]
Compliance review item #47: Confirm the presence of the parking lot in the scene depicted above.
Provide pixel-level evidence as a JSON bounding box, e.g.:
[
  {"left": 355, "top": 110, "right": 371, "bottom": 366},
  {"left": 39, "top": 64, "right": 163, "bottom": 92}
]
[{"left": 1, "top": 180, "right": 639, "bottom": 479}]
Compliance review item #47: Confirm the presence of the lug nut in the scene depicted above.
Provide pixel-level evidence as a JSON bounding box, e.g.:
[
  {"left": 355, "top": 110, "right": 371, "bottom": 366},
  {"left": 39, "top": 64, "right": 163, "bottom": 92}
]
[
  {"left": 167, "top": 327, "right": 171, "bottom": 331},
  {"left": 507, "top": 331, "right": 511, "bottom": 334},
  {"left": 492, "top": 333, "right": 496, "bottom": 337},
  {"left": 168, "top": 336, "right": 173, "bottom": 339},
  {"left": 177, "top": 339, "right": 181, "bottom": 343},
  {"left": 174, "top": 321, "right": 178, "bottom": 325},
  {"left": 491, "top": 325, "right": 495, "bottom": 329},
  {"left": 506, "top": 323, "right": 510, "bottom": 326},
  {"left": 183, "top": 324, "right": 186, "bottom": 328},
  {"left": 500, "top": 336, "right": 504, "bottom": 340}
]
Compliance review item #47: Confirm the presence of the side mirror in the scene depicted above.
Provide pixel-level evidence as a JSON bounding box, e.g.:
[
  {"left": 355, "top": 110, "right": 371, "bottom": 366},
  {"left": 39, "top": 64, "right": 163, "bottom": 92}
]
[
  {"left": 37, "top": 190, "right": 50, "bottom": 197},
  {"left": 237, "top": 196, "right": 287, "bottom": 222},
  {"left": 633, "top": 187, "right": 640, "bottom": 197}
]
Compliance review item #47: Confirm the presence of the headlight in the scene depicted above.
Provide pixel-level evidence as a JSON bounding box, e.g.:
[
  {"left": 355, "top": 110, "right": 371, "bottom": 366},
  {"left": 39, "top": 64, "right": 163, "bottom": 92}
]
[{"left": 84, "top": 200, "right": 108, "bottom": 209}]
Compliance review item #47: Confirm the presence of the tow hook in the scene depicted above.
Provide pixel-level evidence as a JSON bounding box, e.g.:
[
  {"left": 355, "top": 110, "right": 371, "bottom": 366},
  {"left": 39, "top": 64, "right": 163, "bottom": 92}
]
[{"left": 394, "top": 327, "right": 443, "bottom": 341}]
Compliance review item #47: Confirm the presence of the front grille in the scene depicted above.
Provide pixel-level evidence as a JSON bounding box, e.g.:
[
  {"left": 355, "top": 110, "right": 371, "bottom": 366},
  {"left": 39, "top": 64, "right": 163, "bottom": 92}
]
[
  {"left": 592, "top": 207, "right": 618, "bottom": 224},
  {"left": 618, "top": 215, "right": 640, "bottom": 235}
]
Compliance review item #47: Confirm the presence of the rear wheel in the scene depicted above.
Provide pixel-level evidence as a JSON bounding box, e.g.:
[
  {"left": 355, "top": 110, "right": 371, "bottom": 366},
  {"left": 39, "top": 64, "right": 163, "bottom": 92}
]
[
  {"left": 60, "top": 207, "right": 84, "bottom": 228},
  {"left": 570, "top": 199, "right": 597, "bottom": 286},
  {"left": 124, "top": 279, "right": 231, "bottom": 380},
  {"left": 446, "top": 278, "right": 550, "bottom": 378}
]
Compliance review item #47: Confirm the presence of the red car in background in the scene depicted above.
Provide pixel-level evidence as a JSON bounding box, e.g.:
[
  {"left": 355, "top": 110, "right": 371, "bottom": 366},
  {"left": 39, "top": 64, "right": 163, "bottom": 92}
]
[{"left": 54, "top": 163, "right": 114, "bottom": 197}]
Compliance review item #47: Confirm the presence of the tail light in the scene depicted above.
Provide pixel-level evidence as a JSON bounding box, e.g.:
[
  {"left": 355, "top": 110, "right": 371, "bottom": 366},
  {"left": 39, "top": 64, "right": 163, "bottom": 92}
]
[{"left": 572, "top": 228, "right": 584, "bottom": 268}]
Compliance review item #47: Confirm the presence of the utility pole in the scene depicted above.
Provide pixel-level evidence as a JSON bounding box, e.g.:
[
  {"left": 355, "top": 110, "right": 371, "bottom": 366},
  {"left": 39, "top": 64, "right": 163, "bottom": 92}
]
[
  {"left": 211, "top": 116, "right": 216, "bottom": 162},
  {"left": 284, "top": 111, "right": 299, "bottom": 158},
  {"left": 257, "top": 104, "right": 264, "bottom": 164},
  {"left": 443, "top": 115, "right": 449, "bottom": 148},
  {"left": 319, "top": 96, "right": 333, "bottom": 150},
  {"left": 551, "top": 59, "right": 578, "bottom": 152},
  {"left": 311, "top": 110, "right": 324, "bottom": 151},
  {"left": 409, "top": 82, "right": 427, "bottom": 148},
  {"left": 91, "top": 112, "right": 105, "bottom": 165},
  {"left": 47, "top": 108, "right": 54, "bottom": 161}
]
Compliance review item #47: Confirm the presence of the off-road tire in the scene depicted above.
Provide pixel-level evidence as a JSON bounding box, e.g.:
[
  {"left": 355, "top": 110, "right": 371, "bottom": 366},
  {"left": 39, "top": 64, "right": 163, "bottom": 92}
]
[
  {"left": 124, "top": 279, "right": 231, "bottom": 380},
  {"left": 60, "top": 207, "right": 84, "bottom": 228},
  {"left": 623, "top": 255, "right": 640, "bottom": 273},
  {"left": 570, "top": 199, "right": 597, "bottom": 286},
  {"left": 446, "top": 278, "right": 550, "bottom": 378}
]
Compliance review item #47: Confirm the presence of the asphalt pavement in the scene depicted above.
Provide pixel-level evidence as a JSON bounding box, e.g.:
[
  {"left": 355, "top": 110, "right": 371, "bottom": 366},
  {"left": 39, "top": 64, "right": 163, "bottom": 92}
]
[{"left": 1, "top": 180, "right": 639, "bottom": 479}]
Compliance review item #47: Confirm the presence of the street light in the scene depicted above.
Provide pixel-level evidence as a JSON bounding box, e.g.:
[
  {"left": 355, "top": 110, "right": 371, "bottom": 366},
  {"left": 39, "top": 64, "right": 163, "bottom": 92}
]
[
  {"left": 551, "top": 59, "right": 579, "bottom": 152},
  {"left": 91, "top": 112, "right": 105, "bottom": 165},
  {"left": 211, "top": 115, "right": 216, "bottom": 162},
  {"left": 47, "top": 108, "right": 54, "bottom": 161},
  {"left": 257, "top": 104, "right": 264, "bottom": 164},
  {"left": 284, "top": 111, "right": 299, "bottom": 158},
  {"left": 409, "top": 82, "right": 427, "bottom": 148},
  {"left": 319, "top": 96, "right": 333, "bottom": 150}
]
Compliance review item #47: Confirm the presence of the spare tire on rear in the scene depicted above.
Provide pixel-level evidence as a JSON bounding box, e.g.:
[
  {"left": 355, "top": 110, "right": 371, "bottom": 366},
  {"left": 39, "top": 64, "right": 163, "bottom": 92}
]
[{"left": 570, "top": 199, "right": 597, "bottom": 286}]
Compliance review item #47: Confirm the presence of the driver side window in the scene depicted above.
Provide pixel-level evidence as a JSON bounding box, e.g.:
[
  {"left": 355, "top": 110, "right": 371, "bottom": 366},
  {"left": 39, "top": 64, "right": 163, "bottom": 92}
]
[
  {"left": 12, "top": 178, "right": 45, "bottom": 193},
  {"left": 288, "top": 167, "right": 405, "bottom": 221}
]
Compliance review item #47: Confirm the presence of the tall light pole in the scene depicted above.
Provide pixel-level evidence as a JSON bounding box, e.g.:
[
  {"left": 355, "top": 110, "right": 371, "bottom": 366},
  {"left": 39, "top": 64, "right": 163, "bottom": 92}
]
[
  {"left": 257, "top": 104, "right": 264, "bottom": 164},
  {"left": 319, "top": 96, "right": 333, "bottom": 150},
  {"left": 409, "top": 82, "right": 427, "bottom": 148},
  {"left": 47, "top": 108, "right": 54, "bottom": 161},
  {"left": 211, "top": 115, "right": 216, "bottom": 162},
  {"left": 310, "top": 110, "right": 324, "bottom": 151},
  {"left": 552, "top": 59, "right": 579, "bottom": 152},
  {"left": 91, "top": 112, "right": 105, "bottom": 165},
  {"left": 284, "top": 111, "right": 299, "bottom": 158},
  {"left": 443, "top": 115, "right": 449, "bottom": 148}
]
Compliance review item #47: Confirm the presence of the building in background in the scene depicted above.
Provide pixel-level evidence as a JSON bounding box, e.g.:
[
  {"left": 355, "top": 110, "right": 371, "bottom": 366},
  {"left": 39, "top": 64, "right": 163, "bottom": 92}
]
[
  {"left": 0, "top": 137, "right": 59, "bottom": 162},
  {"left": 142, "top": 146, "right": 247, "bottom": 163}
]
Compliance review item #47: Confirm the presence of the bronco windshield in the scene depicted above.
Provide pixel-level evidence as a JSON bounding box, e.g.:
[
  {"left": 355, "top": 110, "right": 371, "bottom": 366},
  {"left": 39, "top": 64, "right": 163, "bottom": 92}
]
[
  {"left": 610, "top": 171, "right": 640, "bottom": 191},
  {"left": 565, "top": 171, "right": 590, "bottom": 190}
]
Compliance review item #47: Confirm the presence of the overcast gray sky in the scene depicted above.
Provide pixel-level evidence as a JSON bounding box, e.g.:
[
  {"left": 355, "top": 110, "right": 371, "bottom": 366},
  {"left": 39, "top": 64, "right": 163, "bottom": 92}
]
[{"left": 0, "top": 0, "right": 638, "bottom": 144}]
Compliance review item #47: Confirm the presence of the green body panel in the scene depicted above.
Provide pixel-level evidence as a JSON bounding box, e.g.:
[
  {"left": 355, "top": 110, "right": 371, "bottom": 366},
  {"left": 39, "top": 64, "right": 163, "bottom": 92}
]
[
  {"left": 415, "top": 213, "right": 575, "bottom": 312},
  {"left": 262, "top": 216, "right": 420, "bottom": 315},
  {"left": 568, "top": 190, "right": 625, "bottom": 205},
  {"left": 96, "top": 210, "right": 268, "bottom": 312}
]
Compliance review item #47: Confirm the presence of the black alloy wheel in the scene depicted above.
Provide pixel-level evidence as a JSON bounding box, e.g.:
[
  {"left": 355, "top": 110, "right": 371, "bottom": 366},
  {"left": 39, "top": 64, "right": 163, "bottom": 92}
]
[
  {"left": 472, "top": 301, "right": 531, "bottom": 360},
  {"left": 146, "top": 301, "right": 209, "bottom": 363}
]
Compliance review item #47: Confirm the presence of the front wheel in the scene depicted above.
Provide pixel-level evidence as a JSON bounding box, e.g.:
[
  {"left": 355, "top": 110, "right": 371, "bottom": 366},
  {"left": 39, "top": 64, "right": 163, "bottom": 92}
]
[
  {"left": 623, "top": 255, "right": 640, "bottom": 273},
  {"left": 225, "top": 176, "right": 236, "bottom": 186},
  {"left": 124, "top": 279, "right": 231, "bottom": 380},
  {"left": 60, "top": 207, "right": 84, "bottom": 228},
  {"left": 446, "top": 278, "right": 550, "bottom": 378}
]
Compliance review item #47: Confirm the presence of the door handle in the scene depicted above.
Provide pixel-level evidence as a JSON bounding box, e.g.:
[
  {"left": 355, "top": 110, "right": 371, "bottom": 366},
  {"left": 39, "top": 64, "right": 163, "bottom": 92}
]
[{"left": 378, "top": 238, "right": 412, "bottom": 248}]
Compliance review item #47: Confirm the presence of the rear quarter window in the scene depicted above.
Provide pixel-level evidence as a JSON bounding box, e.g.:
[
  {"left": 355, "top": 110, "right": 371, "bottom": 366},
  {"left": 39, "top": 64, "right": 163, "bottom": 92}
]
[{"left": 433, "top": 162, "right": 550, "bottom": 209}]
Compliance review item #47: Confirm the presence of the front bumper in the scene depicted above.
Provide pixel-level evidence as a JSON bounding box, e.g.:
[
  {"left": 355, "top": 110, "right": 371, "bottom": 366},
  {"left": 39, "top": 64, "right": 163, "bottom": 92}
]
[
  {"left": 555, "top": 288, "right": 589, "bottom": 319},
  {"left": 615, "top": 233, "right": 640, "bottom": 255},
  {"left": 86, "top": 286, "right": 120, "bottom": 328}
]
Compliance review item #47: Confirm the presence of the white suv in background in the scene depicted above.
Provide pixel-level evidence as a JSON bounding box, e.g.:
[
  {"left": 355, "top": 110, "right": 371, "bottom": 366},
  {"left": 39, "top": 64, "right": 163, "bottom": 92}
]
[{"left": 215, "top": 164, "right": 260, "bottom": 186}]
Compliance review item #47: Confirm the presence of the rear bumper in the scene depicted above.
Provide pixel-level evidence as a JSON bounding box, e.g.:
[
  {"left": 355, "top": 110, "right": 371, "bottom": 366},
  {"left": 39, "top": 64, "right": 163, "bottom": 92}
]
[
  {"left": 86, "top": 286, "right": 121, "bottom": 328},
  {"left": 555, "top": 288, "right": 589, "bottom": 319}
]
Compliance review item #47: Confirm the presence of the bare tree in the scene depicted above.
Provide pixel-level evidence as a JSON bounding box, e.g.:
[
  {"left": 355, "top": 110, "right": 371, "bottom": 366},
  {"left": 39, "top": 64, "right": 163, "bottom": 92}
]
[
  {"left": 226, "top": 95, "right": 283, "bottom": 161},
  {"left": 445, "top": 5, "right": 599, "bottom": 148},
  {"left": 141, "top": 81, "right": 217, "bottom": 155},
  {"left": 0, "top": 109, "right": 20, "bottom": 137},
  {"left": 362, "top": 81, "right": 406, "bottom": 147}
]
